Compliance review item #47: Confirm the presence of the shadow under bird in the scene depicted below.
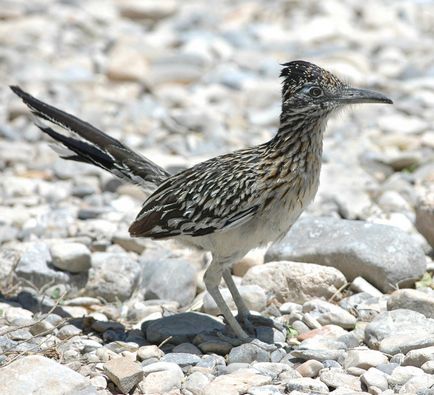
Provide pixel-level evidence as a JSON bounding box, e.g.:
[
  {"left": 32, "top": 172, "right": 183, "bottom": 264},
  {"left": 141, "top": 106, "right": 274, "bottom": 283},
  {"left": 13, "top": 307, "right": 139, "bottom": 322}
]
[{"left": 10, "top": 60, "right": 392, "bottom": 339}]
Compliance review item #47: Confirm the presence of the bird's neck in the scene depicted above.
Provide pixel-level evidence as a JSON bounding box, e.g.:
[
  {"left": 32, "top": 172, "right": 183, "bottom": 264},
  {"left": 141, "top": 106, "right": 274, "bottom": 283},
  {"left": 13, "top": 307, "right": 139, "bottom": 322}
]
[{"left": 266, "top": 111, "right": 326, "bottom": 166}]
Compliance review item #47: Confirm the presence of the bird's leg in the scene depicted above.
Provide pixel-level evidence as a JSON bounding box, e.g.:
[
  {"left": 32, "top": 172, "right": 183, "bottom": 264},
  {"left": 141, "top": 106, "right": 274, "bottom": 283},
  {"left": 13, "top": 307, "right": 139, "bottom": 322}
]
[
  {"left": 223, "top": 268, "right": 276, "bottom": 333},
  {"left": 222, "top": 269, "right": 250, "bottom": 318},
  {"left": 204, "top": 261, "right": 250, "bottom": 340}
]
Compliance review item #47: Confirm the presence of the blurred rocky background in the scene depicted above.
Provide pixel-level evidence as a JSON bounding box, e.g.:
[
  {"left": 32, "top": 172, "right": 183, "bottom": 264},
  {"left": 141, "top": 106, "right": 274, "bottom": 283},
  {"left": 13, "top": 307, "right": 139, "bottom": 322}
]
[{"left": 0, "top": 0, "right": 434, "bottom": 394}]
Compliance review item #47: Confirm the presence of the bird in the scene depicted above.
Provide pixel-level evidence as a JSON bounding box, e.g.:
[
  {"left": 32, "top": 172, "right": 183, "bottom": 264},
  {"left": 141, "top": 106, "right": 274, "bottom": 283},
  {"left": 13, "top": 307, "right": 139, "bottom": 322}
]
[{"left": 10, "top": 60, "right": 392, "bottom": 340}]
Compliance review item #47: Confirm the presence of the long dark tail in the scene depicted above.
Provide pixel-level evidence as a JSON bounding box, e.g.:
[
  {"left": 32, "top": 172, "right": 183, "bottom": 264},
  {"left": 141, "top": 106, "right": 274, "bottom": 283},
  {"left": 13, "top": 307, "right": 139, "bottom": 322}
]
[{"left": 10, "top": 86, "right": 170, "bottom": 189}]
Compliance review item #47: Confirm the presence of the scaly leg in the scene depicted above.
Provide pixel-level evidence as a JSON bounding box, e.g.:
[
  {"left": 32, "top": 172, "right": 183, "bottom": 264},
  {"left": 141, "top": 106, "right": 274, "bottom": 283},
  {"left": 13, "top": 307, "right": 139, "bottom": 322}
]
[
  {"left": 204, "top": 260, "right": 249, "bottom": 340},
  {"left": 223, "top": 268, "right": 275, "bottom": 332}
]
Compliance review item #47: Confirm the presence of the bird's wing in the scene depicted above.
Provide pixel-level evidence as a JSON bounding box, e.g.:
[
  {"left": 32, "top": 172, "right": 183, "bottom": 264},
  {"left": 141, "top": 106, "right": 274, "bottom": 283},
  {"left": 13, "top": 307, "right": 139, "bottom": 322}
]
[{"left": 128, "top": 150, "right": 264, "bottom": 238}]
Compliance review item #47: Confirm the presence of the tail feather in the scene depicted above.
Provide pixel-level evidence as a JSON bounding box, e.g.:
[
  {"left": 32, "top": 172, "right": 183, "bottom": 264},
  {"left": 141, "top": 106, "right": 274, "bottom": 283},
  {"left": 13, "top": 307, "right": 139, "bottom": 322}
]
[{"left": 10, "top": 86, "right": 170, "bottom": 189}]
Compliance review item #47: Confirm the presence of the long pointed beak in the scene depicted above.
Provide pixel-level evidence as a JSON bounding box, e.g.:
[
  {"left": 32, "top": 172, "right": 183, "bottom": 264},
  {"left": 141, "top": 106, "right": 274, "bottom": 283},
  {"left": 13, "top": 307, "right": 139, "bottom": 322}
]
[{"left": 336, "top": 87, "right": 393, "bottom": 105}]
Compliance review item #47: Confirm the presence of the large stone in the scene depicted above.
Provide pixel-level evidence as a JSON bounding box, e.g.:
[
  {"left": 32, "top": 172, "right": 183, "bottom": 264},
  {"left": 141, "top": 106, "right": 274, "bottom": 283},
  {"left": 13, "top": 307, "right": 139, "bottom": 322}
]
[
  {"left": 242, "top": 261, "right": 346, "bottom": 304},
  {"left": 265, "top": 217, "right": 426, "bottom": 292},
  {"left": 0, "top": 355, "right": 95, "bottom": 395},
  {"left": 403, "top": 346, "right": 434, "bottom": 367},
  {"left": 144, "top": 312, "right": 225, "bottom": 344},
  {"left": 50, "top": 242, "right": 91, "bottom": 273},
  {"left": 387, "top": 289, "right": 434, "bottom": 318},
  {"left": 85, "top": 252, "right": 141, "bottom": 302},
  {"left": 344, "top": 349, "right": 388, "bottom": 369},
  {"left": 140, "top": 256, "right": 198, "bottom": 307},
  {"left": 203, "top": 284, "right": 267, "bottom": 315}
]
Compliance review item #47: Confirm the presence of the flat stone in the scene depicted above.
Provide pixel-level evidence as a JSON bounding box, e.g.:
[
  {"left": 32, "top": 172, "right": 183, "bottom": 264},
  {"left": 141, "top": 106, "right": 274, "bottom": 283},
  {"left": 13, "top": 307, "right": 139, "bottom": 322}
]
[
  {"left": 387, "top": 289, "right": 434, "bottom": 318},
  {"left": 162, "top": 352, "right": 201, "bottom": 367},
  {"left": 144, "top": 312, "right": 225, "bottom": 344},
  {"left": 402, "top": 346, "right": 434, "bottom": 367},
  {"left": 265, "top": 217, "right": 426, "bottom": 292},
  {"left": 242, "top": 261, "right": 346, "bottom": 304},
  {"left": 380, "top": 333, "right": 434, "bottom": 355},
  {"left": 344, "top": 349, "right": 388, "bottom": 370},
  {"left": 104, "top": 357, "right": 143, "bottom": 394},
  {"left": 0, "top": 355, "right": 95, "bottom": 395},
  {"left": 140, "top": 256, "right": 198, "bottom": 307},
  {"left": 320, "top": 368, "right": 362, "bottom": 391},
  {"left": 203, "top": 284, "right": 267, "bottom": 315},
  {"left": 303, "top": 299, "right": 357, "bottom": 329},
  {"left": 291, "top": 348, "right": 346, "bottom": 362},
  {"left": 285, "top": 377, "right": 329, "bottom": 393},
  {"left": 50, "top": 242, "right": 91, "bottom": 273}
]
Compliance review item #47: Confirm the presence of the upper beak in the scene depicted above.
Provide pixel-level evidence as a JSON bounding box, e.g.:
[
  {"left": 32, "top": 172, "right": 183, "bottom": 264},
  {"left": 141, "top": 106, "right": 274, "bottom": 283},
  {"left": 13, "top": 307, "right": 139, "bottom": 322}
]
[{"left": 336, "top": 87, "right": 393, "bottom": 105}]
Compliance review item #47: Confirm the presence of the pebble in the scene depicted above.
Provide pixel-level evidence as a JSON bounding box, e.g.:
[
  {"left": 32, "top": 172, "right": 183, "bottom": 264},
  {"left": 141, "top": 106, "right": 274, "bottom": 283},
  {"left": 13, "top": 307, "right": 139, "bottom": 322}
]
[
  {"left": 303, "top": 299, "right": 357, "bottom": 329},
  {"left": 104, "top": 357, "right": 143, "bottom": 394},
  {"left": 285, "top": 377, "right": 329, "bottom": 393},
  {"left": 344, "top": 349, "right": 388, "bottom": 370},
  {"left": 296, "top": 360, "right": 325, "bottom": 377},
  {"left": 227, "top": 342, "right": 271, "bottom": 364},
  {"left": 402, "top": 346, "right": 434, "bottom": 367},
  {"left": 140, "top": 362, "right": 184, "bottom": 394},
  {"left": 361, "top": 368, "right": 389, "bottom": 392},
  {"left": 319, "top": 369, "right": 362, "bottom": 391},
  {"left": 50, "top": 242, "right": 91, "bottom": 273}
]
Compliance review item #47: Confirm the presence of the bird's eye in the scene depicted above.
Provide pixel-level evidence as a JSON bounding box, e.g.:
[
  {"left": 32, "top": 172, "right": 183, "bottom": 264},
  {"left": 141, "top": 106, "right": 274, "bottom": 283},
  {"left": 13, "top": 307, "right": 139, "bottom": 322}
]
[{"left": 309, "top": 87, "right": 323, "bottom": 97}]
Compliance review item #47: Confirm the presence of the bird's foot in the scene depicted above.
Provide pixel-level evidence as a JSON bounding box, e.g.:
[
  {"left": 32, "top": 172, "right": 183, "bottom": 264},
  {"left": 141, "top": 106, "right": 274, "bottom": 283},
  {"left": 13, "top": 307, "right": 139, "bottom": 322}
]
[{"left": 236, "top": 313, "right": 279, "bottom": 334}]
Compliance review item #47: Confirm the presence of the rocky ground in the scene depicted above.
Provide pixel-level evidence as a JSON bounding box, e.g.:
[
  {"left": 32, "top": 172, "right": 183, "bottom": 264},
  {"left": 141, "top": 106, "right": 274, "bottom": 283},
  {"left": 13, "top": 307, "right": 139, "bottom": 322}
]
[{"left": 1, "top": 0, "right": 434, "bottom": 394}]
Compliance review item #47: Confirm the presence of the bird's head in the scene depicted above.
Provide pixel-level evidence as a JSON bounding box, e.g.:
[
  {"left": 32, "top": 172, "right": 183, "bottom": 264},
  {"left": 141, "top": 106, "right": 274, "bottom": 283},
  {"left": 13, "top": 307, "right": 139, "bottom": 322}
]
[{"left": 280, "top": 60, "right": 392, "bottom": 118}]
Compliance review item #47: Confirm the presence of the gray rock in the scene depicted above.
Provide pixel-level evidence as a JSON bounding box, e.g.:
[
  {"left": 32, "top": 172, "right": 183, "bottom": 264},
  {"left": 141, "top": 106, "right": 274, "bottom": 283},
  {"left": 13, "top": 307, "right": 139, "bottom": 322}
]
[
  {"left": 242, "top": 261, "right": 346, "bottom": 304},
  {"left": 172, "top": 342, "right": 202, "bottom": 355},
  {"left": 248, "top": 385, "right": 285, "bottom": 395},
  {"left": 387, "top": 289, "right": 434, "bottom": 318},
  {"left": 0, "top": 355, "right": 95, "bottom": 395},
  {"left": 403, "top": 346, "right": 434, "bottom": 367},
  {"left": 365, "top": 309, "right": 434, "bottom": 349},
  {"left": 291, "top": 348, "right": 346, "bottom": 362},
  {"left": 344, "top": 349, "right": 388, "bottom": 370},
  {"left": 204, "top": 370, "right": 271, "bottom": 395},
  {"left": 0, "top": 249, "right": 20, "bottom": 282},
  {"left": 144, "top": 312, "right": 225, "bottom": 344},
  {"left": 319, "top": 368, "right": 362, "bottom": 391},
  {"left": 203, "top": 284, "right": 267, "bottom": 315},
  {"left": 137, "top": 345, "right": 164, "bottom": 361},
  {"left": 16, "top": 242, "right": 70, "bottom": 288},
  {"left": 197, "top": 338, "right": 233, "bottom": 355},
  {"left": 162, "top": 352, "right": 201, "bottom": 367},
  {"left": 140, "top": 256, "right": 197, "bottom": 307},
  {"left": 380, "top": 333, "right": 434, "bottom": 355},
  {"left": 251, "top": 362, "right": 300, "bottom": 380},
  {"left": 58, "top": 324, "right": 82, "bottom": 340},
  {"left": 85, "top": 252, "right": 141, "bottom": 302},
  {"left": 104, "top": 357, "right": 143, "bottom": 394},
  {"left": 265, "top": 217, "right": 426, "bottom": 292},
  {"left": 118, "top": 0, "right": 177, "bottom": 20},
  {"left": 140, "top": 362, "right": 184, "bottom": 394},
  {"left": 50, "top": 242, "right": 91, "bottom": 273},
  {"left": 361, "top": 368, "right": 389, "bottom": 391},
  {"left": 303, "top": 299, "right": 357, "bottom": 329},
  {"left": 227, "top": 342, "right": 271, "bottom": 364},
  {"left": 285, "top": 377, "right": 329, "bottom": 393}
]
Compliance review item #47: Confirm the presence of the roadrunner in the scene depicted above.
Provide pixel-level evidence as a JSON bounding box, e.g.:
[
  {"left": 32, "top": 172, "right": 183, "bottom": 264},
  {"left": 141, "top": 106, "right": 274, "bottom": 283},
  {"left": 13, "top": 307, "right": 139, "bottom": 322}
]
[{"left": 11, "top": 61, "right": 392, "bottom": 339}]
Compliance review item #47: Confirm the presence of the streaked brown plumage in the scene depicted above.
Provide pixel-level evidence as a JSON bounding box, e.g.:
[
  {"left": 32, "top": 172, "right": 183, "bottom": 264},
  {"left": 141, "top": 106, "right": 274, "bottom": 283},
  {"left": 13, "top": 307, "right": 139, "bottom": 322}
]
[{"left": 10, "top": 60, "right": 392, "bottom": 339}]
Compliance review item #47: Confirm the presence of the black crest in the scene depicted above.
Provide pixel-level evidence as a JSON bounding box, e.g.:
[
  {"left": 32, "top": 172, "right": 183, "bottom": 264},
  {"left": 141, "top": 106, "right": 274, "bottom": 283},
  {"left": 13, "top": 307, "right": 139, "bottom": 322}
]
[{"left": 280, "top": 60, "right": 343, "bottom": 94}]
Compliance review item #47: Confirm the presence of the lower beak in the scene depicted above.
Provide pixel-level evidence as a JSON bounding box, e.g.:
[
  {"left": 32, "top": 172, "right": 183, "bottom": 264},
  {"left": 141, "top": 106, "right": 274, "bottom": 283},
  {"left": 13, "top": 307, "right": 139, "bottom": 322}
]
[{"left": 337, "top": 87, "right": 393, "bottom": 105}]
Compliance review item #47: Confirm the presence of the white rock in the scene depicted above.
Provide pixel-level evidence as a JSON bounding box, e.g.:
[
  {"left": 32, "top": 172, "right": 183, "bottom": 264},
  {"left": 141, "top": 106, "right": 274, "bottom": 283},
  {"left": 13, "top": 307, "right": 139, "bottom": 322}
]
[
  {"left": 0, "top": 355, "right": 94, "bottom": 395},
  {"left": 50, "top": 242, "right": 91, "bottom": 273},
  {"left": 344, "top": 349, "right": 389, "bottom": 370},
  {"left": 104, "top": 357, "right": 143, "bottom": 394}
]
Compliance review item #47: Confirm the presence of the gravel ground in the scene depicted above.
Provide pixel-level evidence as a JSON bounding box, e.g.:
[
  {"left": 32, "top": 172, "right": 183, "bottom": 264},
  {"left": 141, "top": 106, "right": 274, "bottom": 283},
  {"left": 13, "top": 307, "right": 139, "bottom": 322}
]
[{"left": 1, "top": 0, "right": 434, "bottom": 394}]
